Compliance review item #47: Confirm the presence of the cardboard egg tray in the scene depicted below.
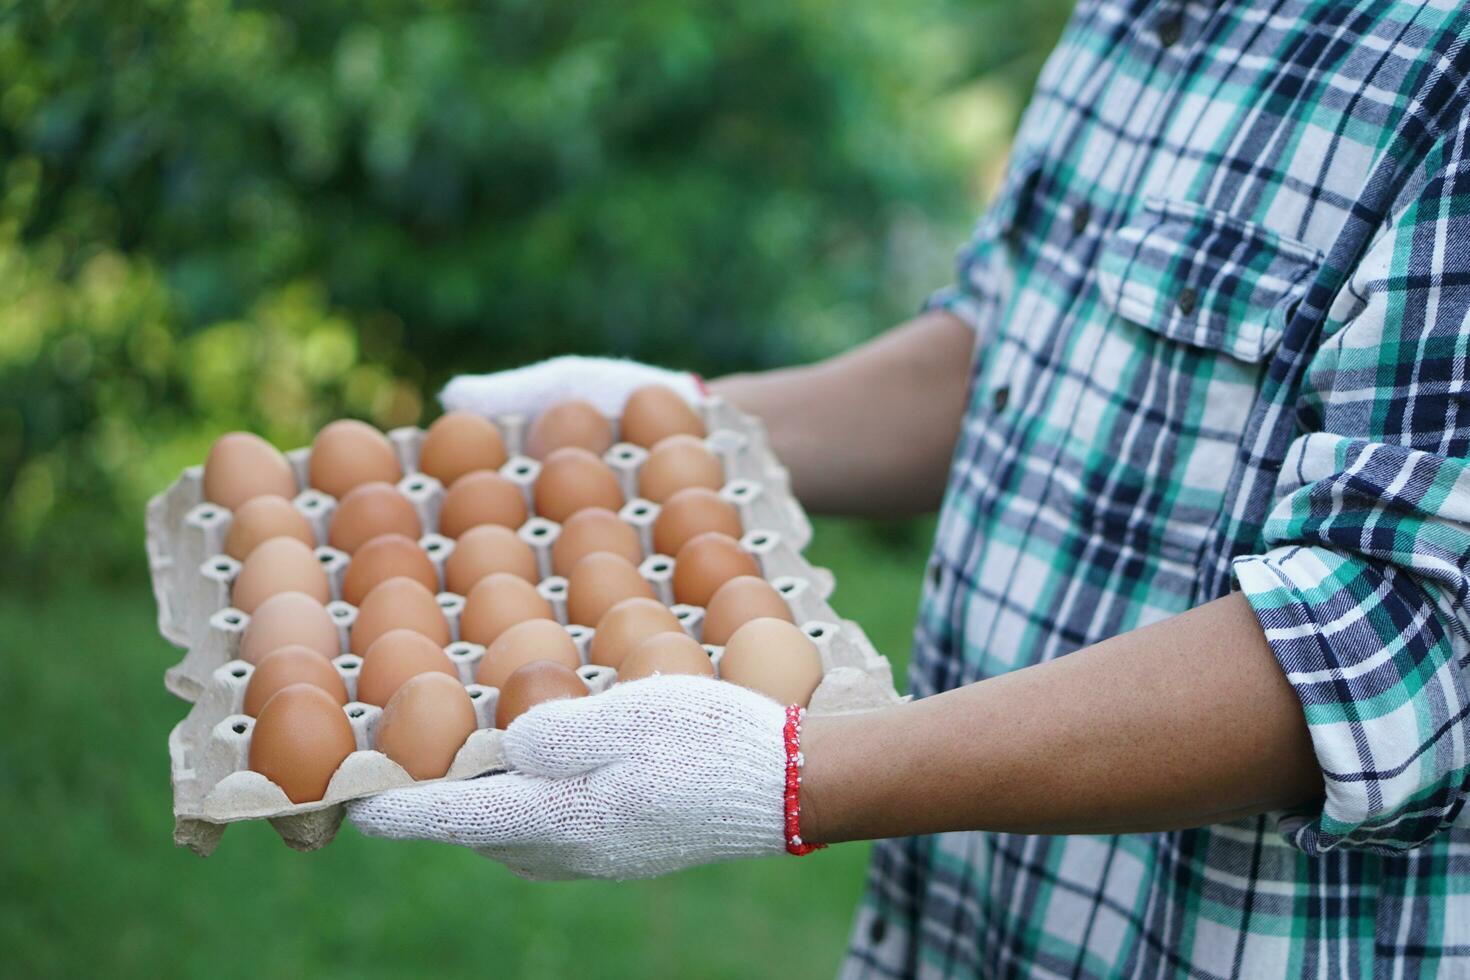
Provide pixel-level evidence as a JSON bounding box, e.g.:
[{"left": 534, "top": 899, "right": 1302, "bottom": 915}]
[
  {"left": 170, "top": 571, "right": 902, "bottom": 856},
  {"left": 151, "top": 397, "right": 904, "bottom": 855},
  {"left": 146, "top": 396, "right": 813, "bottom": 698}
]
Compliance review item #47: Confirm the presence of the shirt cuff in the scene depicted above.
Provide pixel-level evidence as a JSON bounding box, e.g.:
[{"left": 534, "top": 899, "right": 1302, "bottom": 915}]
[
  {"left": 922, "top": 285, "right": 984, "bottom": 331},
  {"left": 1233, "top": 545, "right": 1470, "bottom": 855}
]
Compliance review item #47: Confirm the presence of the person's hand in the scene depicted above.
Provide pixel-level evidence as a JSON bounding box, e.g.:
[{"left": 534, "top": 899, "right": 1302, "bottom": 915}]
[
  {"left": 439, "top": 355, "right": 703, "bottom": 419},
  {"left": 346, "top": 676, "right": 801, "bottom": 880}
]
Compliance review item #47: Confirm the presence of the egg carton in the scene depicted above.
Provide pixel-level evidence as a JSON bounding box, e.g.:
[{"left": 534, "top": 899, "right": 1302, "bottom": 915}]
[
  {"left": 171, "top": 574, "right": 903, "bottom": 857},
  {"left": 146, "top": 396, "right": 811, "bottom": 655},
  {"left": 164, "top": 522, "right": 832, "bottom": 701}
]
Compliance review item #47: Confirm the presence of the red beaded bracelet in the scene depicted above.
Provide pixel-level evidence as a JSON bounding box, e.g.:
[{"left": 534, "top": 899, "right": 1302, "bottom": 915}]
[{"left": 783, "top": 704, "right": 825, "bottom": 857}]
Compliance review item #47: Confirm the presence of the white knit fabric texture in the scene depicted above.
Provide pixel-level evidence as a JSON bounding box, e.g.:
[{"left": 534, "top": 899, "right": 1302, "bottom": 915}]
[
  {"left": 438, "top": 355, "right": 702, "bottom": 419},
  {"left": 347, "top": 676, "right": 789, "bottom": 880}
]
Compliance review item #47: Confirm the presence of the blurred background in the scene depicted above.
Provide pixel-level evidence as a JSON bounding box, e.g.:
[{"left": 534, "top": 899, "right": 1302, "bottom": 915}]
[{"left": 2, "top": 1, "right": 1068, "bottom": 975}]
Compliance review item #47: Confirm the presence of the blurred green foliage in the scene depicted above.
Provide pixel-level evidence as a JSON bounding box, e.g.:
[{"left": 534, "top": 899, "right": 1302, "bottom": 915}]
[
  {"left": 0, "top": 0, "right": 1070, "bottom": 584},
  {"left": 1, "top": 518, "right": 931, "bottom": 978}
]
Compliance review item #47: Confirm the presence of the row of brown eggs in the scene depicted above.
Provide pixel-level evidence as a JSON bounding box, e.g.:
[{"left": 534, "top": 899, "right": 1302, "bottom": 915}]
[
  {"left": 216, "top": 437, "right": 727, "bottom": 556},
  {"left": 242, "top": 576, "right": 818, "bottom": 717},
  {"left": 522, "top": 385, "right": 706, "bottom": 459},
  {"left": 227, "top": 469, "right": 739, "bottom": 582},
  {"left": 237, "top": 558, "right": 800, "bottom": 674},
  {"left": 529, "top": 438, "right": 728, "bottom": 521},
  {"left": 204, "top": 384, "right": 711, "bottom": 519},
  {"left": 228, "top": 509, "right": 761, "bottom": 633},
  {"left": 245, "top": 610, "right": 821, "bottom": 805},
  {"left": 247, "top": 671, "right": 481, "bottom": 805}
]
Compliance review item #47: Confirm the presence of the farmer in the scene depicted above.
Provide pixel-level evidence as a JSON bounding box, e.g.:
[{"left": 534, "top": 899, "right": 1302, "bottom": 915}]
[{"left": 351, "top": 2, "right": 1470, "bottom": 975}]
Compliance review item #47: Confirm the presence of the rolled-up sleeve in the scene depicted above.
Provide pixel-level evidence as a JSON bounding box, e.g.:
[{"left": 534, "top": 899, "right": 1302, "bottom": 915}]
[
  {"left": 923, "top": 283, "right": 987, "bottom": 331},
  {"left": 1232, "top": 120, "right": 1470, "bottom": 855}
]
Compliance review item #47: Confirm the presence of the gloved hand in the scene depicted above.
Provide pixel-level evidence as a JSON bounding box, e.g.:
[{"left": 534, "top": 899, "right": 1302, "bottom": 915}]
[
  {"left": 440, "top": 355, "right": 704, "bottom": 419},
  {"left": 347, "top": 675, "right": 815, "bottom": 880}
]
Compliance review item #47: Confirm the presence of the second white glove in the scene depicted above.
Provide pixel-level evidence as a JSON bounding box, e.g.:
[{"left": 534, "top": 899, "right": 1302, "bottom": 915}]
[
  {"left": 347, "top": 675, "right": 792, "bottom": 880},
  {"left": 439, "top": 355, "right": 703, "bottom": 420}
]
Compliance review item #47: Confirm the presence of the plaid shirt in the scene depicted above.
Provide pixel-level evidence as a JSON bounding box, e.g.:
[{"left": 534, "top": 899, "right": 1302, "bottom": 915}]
[{"left": 843, "top": 2, "right": 1470, "bottom": 977}]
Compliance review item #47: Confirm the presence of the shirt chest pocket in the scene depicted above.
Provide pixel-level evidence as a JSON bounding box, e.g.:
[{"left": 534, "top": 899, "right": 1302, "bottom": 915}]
[{"left": 1068, "top": 198, "right": 1322, "bottom": 565}]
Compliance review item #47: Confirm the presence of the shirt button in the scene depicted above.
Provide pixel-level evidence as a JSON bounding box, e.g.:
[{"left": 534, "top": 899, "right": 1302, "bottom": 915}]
[
  {"left": 869, "top": 916, "right": 888, "bottom": 944},
  {"left": 992, "top": 386, "right": 1010, "bottom": 413},
  {"left": 928, "top": 560, "right": 943, "bottom": 587},
  {"left": 1177, "top": 287, "right": 1198, "bottom": 316},
  {"left": 1071, "top": 202, "right": 1091, "bottom": 236},
  {"left": 1157, "top": 13, "right": 1183, "bottom": 48}
]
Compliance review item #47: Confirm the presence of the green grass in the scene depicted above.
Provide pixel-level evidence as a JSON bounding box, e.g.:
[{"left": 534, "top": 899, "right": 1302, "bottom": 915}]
[{"left": 0, "top": 517, "right": 930, "bottom": 979}]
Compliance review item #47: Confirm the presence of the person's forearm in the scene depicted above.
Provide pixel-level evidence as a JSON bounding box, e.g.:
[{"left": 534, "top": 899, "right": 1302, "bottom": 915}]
[
  {"left": 708, "top": 311, "right": 974, "bottom": 516},
  {"left": 800, "top": 592, "right": 1324, "bottom": 843}
]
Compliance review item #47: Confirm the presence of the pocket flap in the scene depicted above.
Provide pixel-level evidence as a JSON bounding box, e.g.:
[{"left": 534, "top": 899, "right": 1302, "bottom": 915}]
[{"left": 1097, "top": 198, "right": 1322, "bottom": 363}]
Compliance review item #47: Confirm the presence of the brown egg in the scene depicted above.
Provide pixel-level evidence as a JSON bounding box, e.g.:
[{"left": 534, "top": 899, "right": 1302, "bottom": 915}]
[
  {"left": 476, "top": 618, "right": 582, "bottom": 689},
  {"left": 620, "top": 384, "right": 705, "bottom": 448},
  {"left": 418, "top": 411, "right": 508, "bottom": 486},
  {"left": 309, "top": 419, "right": 402, "bottom": 500},
  {"left": 532, "top": 447, "right": 624, "bottom": 523},
  {"left": 460, "top": 572, "right": 555, "bottom": 647},
  {"left": 495, "top": 660, "right": 588, "bottom": 729},
  {"left": 444, "top": 524, "right": 538, "bottom": 595},
  {"left": 524, "top": 399, "right": 614, "bottom": 459},
  {"left": 702, "top": 575, "right": 795, "bottom": 645},
  {"left": 672, "top": 532, "right": 760, "bottom": 607},
  {"left": 438, "top": 470, "right": 528, "bottom": 538},
  {"left": 244, "top": 645, "right": 349, "bottom": 716},
  {"left": 356, "top": 628, "right": 458, "bottom": 706},
  {"left": 619, "top": 632, "right": 715, "bottom": 683},
  {"left": 341, "top": 533, "right": 437, "bottom": 606},
  {"left": 248, "top": 683, "right": 357, "bottom": 804},
  {"left": 203, "top": 431, "right": 298, "bottom": 511},
  {"left": 719, "top": 617, "right": 824, "bottom": 707},
  {"left": 652, "top": 486, "right": 742, "bottom": 556},
  {"left": 566, "top": 551, "right": 655, "bottom": 627},
  {"left": 349, "top": 577, "right": 450, "bottom": 656},
  {"left": 637, "top": 435, "right": 723, "bottom": 503},
  {"left": 589, "top": 597, "right": 682, "bottom": 669},
  {"left": 239, "top": 591, "right": 340, "bottom": 665},
  {"left": 376, "top": 672, "right": 479, "bottom": 780},
  {"left": 231, "top": 537, "right": 331, "bottom": 614},
  {"left": 551, "top": 507, "right": 642, "bottom": 577},
  {"left": 223, "top": 495, "right": 315, "bottom": 560},
  {"left": 328, "top": 482, "right": 421, "bottom": 554}
]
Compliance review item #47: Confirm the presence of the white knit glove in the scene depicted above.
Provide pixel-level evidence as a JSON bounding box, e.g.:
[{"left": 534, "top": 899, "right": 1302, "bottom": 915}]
[
  {"left": 346, "top": 676, "right": 793, "bottom": 880},
  {"left": 439, "top": 355, "right": 703, "bottom": 419}
]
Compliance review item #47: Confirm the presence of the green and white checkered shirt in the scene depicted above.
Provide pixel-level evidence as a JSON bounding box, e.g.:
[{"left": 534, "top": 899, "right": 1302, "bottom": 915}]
[{"left": 844, "top": 2, "right": 1470, "bottom": 977}]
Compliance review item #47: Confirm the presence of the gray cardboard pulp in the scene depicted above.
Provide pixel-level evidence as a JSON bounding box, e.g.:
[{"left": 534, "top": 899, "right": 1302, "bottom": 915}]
[{"left": 154, "top": 398, "right": 904, "bottom": 855}]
